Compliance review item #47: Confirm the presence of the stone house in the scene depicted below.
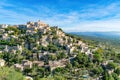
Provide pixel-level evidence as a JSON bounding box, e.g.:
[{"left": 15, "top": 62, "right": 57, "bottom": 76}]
[
  {"left": 8, "top": 30, "right": 14, "bottom": 34},
  {"left": 22, "top": 60, "right": 33, "bottom": 69},
  {"left": 0, "top": 51, "right": 3, "bottom": 53},
  {"left": 41, "top": 41, "right": 49, "bottom": 47},
  {"left": 102, "top": 60, "right": 113, "bottom": 66},
  {"left": 69, "top": 46, "right": 76, "bottom": 53},
  {"left": 47, "top": 35, "right": 53, "bottom": 42},
  {"left": 17, "top": 45, "right": 23, "bottom": 53},
  {"left": 49, "top": 59, "right": 69, "bottom": 71},
  {"left": 27, "top": 21, "right": 34, "bottom": 28},
  {"left": 0, "top": 29, "right": 5, "bottom": 33},
  {"left": 10, "top": 35, "right": 18, "bottom": 39},
  {"left": 85, "top": 49, "right": 93, "bottom": 58},
  {"left": 26, "top": 30, "right": 37, "bottom": 35},
  {"left": 81, "top": 46, "right": 89, "bottom": 53},
  {"left": 4, "top": 45, "right": 22, "bottom": 54},
  {"left": 38, "top": 53, "right": 43, "bottom": 59},
  {"left": 40, "top": 36, "right": 49, "bottom": 47},
  {"left": 39, "top": 28, "right": 47, "bottom": 34},
  {"left": 33, "top": 61, "right": 44, "bottom": 67},
  {"left": 2, "top": 33, "right": 8, "bottom": 40},
  {"left": 78, "top": 41, "right": 83, "bottom": 45},
  {"left": 57, "top": 38, "right": 64, "bottom": 46},
  {"left": 0, "top": 24, "right": 8, "bottom": 28},
  {"left": 107, "top": 69, "right": 114, "bottom": 74},
  {"left": 27, "top": 20, "right": 48, "bottom": 30},
  {"left": 36, "top": 20, "right": 48, "bottom": 28},
  {"left": 0, "top": 59, "right": 5, "bottom": 67},
  {"left": 4, "top": 45, "right": 8, "bottom": 52},
  {"left": 56, "top": 30, "right": 65, "bottom": 37},
  {"left": 14, "top": 64, "right": 24, "bottom": 71},
  {"left": 85, "top": 49, "right": 92, "bottom": 55},
  {"left": 32, "top": 52, "right": 37, "bottom": 57},
  {"left": 25, "top": 76, "right": 33, "bottom": 80},
  {"left": 36, "top": 41, "right": 40, "bottom": 45}
]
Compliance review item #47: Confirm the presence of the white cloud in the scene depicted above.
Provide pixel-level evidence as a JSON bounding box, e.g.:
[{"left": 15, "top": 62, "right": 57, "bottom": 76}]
[{"left": 63, "top": 19, "right": 120, "bottom": 32}]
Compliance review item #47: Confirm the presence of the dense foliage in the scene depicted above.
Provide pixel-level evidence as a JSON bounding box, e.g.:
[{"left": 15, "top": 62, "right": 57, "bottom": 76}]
[{"left": 0, "top": 26, "right": 120, "bottom": 80}]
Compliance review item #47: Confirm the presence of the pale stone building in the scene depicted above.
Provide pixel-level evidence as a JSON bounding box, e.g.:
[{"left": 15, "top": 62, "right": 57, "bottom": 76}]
[
  {"left": 2, "top": 33, "right": 8, "bottom": 40},
  {"left": 0, "top": 24, "right": 8, "bottom": 28},
  {"left": 33, "top": 61, "right": 44, "bottom": 67},
  {"left": 22, "top": 60, "right": 33, "bottom": 69},
  {"left": 25, "top": 76, "right": 33, "bottom": 80},
  {"left": 14, "top": 64, "right": 24, "bottom": 71},
  {"left": 49, "top": 59, "right": 69, "bottom": 70},
  {"left": 0, "top": 59, "right": 5, "bottom": 67}
]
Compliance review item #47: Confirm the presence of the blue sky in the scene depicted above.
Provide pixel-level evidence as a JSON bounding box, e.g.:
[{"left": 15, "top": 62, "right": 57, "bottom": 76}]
[{"left": 0, "top": 0, "right": 120, "bottom": 32}]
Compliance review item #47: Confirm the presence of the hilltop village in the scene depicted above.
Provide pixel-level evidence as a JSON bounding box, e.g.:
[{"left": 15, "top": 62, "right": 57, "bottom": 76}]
[{"left": 0, "top": 21, "right": 120, "bottom": 80}]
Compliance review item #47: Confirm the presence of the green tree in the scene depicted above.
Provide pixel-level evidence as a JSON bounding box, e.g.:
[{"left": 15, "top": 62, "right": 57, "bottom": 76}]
[
  {"left": 107, "top": 62, "right": 117, "bottom": 70},
  {"left": 92, "top": 67, "right": 103, "bottom": 76},
  {"left": 57, "top": 52, "right": 67, "bottom": 60},
  {"left": 74, "top": 53, "right": 89, "bottom": 67},
  {"left": 102, "top": 71, "right": 109, "bottom": 80},
  {"left": 48, "top": 54, "right": 57, "bottom": 60},
  {"left": 48, "top": 44, "right": 58, "bottom": 53},
  {"left": 66, "top": 63, "right": 72, "bottom": 69},
  {"left": 115, "top": 68, "right": 120, "bottom": 75},
  {"left": 0, "top": 67, "right": 25, "bottom": 80},
  {"left": 23, "top": 68, "right": 32, "bottom": 75},
  {"left": 37, "top": 67, "right": 45, "bottom": 78},
  {"left": 93, "top": 53, "right": 102, "bottom": 64},
  {"left": 73, "top": 61, "right": 79, "bottom": 67},
  {"left": 108, "top": 74, "right": 114, "bottom": 80},
  {"left": 112, "top": 72, "right": 119, "bottom": 80}
]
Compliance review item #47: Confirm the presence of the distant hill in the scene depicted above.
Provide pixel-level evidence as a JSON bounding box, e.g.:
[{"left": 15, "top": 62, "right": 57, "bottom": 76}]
[
  {"left": 69, "top": 32, "right": 120, "bottom": 53},
  {"left": 70, "top": 32, "right": 120, "bottom": 38}
]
